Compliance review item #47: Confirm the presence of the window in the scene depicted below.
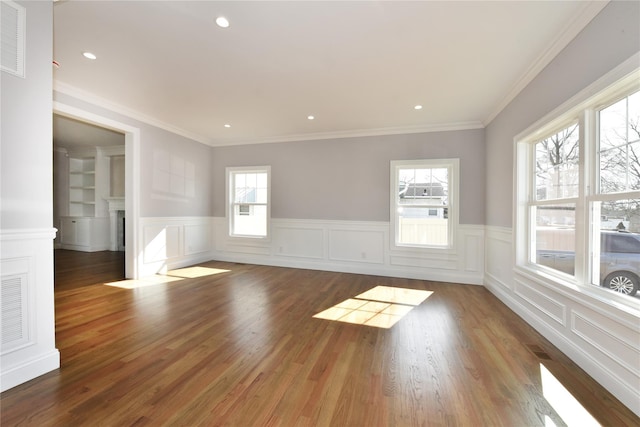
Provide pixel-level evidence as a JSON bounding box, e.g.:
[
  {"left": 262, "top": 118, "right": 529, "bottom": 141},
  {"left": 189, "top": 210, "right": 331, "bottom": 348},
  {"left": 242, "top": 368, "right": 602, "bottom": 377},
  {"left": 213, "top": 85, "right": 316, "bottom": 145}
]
[
  {"left": 391, "top": 159, "right": 459, "bottom": 249},
  {"left": 517, "top": 70, "right": 640, "bottom": 301},
  {"left": 227, "top": 166, "right": 270, "bottom": 238},
  {"left": 532, "top": 124, "right": 580, "bottom": 278}
]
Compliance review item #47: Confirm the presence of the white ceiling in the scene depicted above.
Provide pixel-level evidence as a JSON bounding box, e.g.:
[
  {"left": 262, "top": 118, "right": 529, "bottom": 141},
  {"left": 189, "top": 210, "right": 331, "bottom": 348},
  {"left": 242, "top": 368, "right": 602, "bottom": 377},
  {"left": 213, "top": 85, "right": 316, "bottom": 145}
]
[
  {"left": 53, "top": 114, "right": 124, "bottom": 150},
  {"left": 52, "top": 1, "right": 608, "bottom": 147}
]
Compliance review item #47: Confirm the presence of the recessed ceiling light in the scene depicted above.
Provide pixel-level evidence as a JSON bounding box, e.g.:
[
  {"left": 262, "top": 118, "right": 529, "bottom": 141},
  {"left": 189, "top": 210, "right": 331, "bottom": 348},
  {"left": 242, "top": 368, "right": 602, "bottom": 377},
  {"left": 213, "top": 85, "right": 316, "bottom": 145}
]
[
  {"left": 216, "top": 16, "right": 230, "bottom": 28},
  {"left": 224, "top": 124, "right": 231, "bottom": 128},
  {"left": 414, "top": 105, "right": 423, "bottom": 110},
  {"left": 307, "top": 115, "right": 315, "bottom": 120},
  {"left": 82, "top": 52, "right": 97, "bottom": 60}
]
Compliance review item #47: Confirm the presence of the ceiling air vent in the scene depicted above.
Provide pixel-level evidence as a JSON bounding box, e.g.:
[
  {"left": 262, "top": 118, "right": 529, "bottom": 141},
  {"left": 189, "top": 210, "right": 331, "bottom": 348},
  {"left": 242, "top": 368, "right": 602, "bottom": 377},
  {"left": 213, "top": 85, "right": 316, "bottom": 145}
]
[{"left": 1, "top": 0, "right": 25, "bottom": 78}]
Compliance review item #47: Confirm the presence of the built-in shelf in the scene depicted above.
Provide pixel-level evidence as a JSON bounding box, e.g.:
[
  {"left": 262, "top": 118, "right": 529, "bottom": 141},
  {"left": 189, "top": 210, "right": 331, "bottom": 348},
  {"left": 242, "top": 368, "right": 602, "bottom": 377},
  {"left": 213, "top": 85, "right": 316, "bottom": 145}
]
[
  {"left": 68, "top": 157, "right": 96, "bottom": 217},
  {"left": 58, "top": 146, "right": 125, "bottom": 252}
]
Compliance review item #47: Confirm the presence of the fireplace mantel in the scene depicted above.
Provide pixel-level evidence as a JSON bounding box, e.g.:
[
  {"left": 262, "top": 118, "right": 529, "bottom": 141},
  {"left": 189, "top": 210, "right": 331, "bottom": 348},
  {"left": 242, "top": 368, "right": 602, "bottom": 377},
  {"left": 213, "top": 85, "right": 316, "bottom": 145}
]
[
  {"left": 105, "top": 197, "right": 125, "bottom": 212},
  {"left": 104, "top": 197, "right": 125, "bottom": 251}
]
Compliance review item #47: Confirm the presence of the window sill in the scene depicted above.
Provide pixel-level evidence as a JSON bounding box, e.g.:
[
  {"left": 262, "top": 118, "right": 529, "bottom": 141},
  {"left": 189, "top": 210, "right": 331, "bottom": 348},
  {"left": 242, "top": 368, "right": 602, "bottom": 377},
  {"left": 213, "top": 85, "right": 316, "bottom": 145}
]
[
  {"left": 390, "top": 243, "right": 457, "bottom": 256},
  {"left": 514, "top": 264, "right": 640, "bottom": 317}
]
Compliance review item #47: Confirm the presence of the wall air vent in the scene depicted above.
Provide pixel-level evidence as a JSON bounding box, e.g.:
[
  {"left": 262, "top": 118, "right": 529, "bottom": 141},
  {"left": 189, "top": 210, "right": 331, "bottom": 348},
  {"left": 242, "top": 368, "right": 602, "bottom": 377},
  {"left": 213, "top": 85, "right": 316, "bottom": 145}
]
[
  {"left": 1, "top": 0, "right": 25, "bottom": 78},
  {"left": 1, "top": 274, "right": 29, "bottom": 353}
]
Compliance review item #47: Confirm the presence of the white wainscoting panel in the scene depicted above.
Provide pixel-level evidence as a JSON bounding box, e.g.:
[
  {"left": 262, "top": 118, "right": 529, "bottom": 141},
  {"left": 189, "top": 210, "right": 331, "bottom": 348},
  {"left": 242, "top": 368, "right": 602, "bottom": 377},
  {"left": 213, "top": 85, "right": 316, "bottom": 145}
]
[
  {"left": 389, "top": 254, "right": 457, "bottom": 270},
  {"left": 463, "top": 232, "right": 483, "bottom": 272},
  {"left": 0, "top": 228, "right": 59, "bottom": 392},
  {"left": 485, "top": 226, "right": 513, "bottom": 290},
  {"left": 513, "top": 278, "right": 566, "bottom": 326},
  {"left": 138, "top": 217, "right": 213, "bottom": 277},
  {"left": 483, "top": 225, "right": 640, "bottom": 417},
  {"left": 211, "top": 218, "right": 484, "bottom": 285},
  {"left": 184, "top": 223, "right": 212, "bottom": 256},
  {"left": 571, "top": 311, "right": 639, "bottom": 381},
  {"left": 273, "top": 224, "right": 324, "bottom": 259},
  {"left": 329, "top": 228, "right": 385, "bottom": 264}
]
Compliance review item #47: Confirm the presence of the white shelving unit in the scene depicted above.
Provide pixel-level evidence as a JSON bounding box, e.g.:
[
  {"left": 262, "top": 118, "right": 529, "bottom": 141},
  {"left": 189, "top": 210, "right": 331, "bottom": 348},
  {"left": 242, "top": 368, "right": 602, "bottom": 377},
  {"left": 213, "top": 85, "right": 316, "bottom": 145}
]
[
  {"left": 68, "top": 157, "right": 96, "bottom": 217},
  {"left": 60, "top": 151, "right": 109, "bottom": 252}
]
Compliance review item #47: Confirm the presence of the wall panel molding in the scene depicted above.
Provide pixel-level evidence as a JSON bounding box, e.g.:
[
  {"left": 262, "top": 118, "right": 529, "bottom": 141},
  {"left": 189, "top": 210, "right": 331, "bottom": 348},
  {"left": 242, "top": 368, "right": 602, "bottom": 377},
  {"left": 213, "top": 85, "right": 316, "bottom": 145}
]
[
  {"left": 483, "top": 225, "right": 640, "bottom": 416},
  {"left": 0, "top": 228, "right": 59, "bottom": 391},
  {"left": 212, "top": 218, "right": 484, "bottom": 284},
  {"left": 514, "top": 278, "right": 566, "bottom": 326},
  {"left": 138, "top": 217, "right": 213, "bottom": 277},
  {"left": 571, "top": 311, "right": 639, "bottom": 378}
]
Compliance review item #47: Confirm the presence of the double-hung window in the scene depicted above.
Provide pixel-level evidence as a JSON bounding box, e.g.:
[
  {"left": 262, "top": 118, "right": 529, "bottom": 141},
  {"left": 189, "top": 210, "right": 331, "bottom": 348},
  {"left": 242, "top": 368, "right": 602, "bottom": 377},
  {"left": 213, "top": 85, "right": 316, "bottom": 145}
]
[
  {"left": 531, "top": 123, "right": 580, "bottom": 278},
  {"left": 227, "top": 166, "right": 270, "bottom": 238},
  {"left": 391, "top": 159, "right": 459, "bottom": 249},
  {"left": 517, "top": 70, "right": 640, "bottom": 301}
]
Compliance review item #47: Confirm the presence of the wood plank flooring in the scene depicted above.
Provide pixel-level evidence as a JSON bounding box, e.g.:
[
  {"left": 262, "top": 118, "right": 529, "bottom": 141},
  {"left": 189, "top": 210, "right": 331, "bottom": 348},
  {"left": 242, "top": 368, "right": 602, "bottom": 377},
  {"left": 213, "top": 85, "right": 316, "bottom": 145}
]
[{"left": 1, "top": 250, "right": 637, "bottom": 426}]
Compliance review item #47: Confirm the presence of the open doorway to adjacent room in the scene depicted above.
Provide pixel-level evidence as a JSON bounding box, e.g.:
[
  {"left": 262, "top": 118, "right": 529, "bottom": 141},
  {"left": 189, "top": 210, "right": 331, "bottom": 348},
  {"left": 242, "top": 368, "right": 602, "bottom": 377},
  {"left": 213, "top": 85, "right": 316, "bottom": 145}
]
[{"left": 53, "top": 113, "right": 126, "bottom": 284}]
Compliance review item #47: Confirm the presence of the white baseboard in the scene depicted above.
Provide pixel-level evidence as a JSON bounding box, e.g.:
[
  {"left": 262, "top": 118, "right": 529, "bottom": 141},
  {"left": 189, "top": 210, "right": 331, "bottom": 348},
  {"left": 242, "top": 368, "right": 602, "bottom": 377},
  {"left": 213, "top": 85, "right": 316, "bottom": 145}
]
[{"left": 0, "top": 350, "right": 60, "bottom": 392}]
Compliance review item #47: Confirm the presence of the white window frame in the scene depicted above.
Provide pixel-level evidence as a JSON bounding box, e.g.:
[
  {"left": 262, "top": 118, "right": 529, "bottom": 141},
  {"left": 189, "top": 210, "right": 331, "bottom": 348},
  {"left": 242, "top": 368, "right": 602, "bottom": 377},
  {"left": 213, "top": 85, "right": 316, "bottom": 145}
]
[
  {"left": 515, "top": 59, "right": 640, "bottom": 306},
  {"left": 390, "top": 158, "right": 459, "bottom": 252},
  {"left": 226, "top": 166, "right": 271, "bottom": 240}
]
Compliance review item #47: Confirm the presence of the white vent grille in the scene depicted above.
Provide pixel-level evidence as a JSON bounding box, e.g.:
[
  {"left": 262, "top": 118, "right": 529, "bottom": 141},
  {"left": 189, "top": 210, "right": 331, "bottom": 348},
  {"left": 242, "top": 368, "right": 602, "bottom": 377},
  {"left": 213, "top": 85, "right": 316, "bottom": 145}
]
[
  {"left": 1, "top": 274, "right": 29, "bottom": 352},
  {"left": 1, "top": 0, "right": 25, "bottom": 78}
]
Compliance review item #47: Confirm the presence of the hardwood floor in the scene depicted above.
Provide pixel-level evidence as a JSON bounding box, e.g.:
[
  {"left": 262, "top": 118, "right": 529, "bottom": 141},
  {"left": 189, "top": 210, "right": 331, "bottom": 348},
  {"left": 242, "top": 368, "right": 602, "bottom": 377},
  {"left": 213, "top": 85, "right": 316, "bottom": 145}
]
[{"left": 1, "top": 250, "right": 637, "bottom": 426}]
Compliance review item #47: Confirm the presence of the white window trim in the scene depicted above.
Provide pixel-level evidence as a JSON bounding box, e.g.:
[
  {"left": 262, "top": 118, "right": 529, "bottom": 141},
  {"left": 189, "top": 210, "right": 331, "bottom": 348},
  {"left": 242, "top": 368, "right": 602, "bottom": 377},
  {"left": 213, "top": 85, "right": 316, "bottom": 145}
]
[
  {"left": 226, "top": 166, "right": 271, "bottom": 241},
  {"left": 390, "top": 158, "right": 459, "bottom": 253},
  {"left": 514, "top": 54, "right": 640, "bottom": 308}
]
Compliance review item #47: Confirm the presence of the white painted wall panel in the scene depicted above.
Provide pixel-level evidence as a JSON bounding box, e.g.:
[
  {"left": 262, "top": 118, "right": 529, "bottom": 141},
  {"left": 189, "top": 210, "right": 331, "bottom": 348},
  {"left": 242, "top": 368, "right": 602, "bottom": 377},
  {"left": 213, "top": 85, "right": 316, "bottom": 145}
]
[
  {"left": 389, "top": 255, "right": 456, "bottom": 270},
  {"left": 184, "top": 223, "right": 211, "bottom": 255},
  {"left": 143, "top": 224, "right": 172, "bottom": 264},
  {"left": 329, "top": 229, "right": 384, "bottom": 264},
  {"left": 1, "top": 2, "right": 59, "bottom": 391},
  {"left": 139, "top": 217, "right": 213, "bottom": 277},
  {"left": 485, "top": 227, "right": 512, "bottom": 290},
  {"left": 463, "top": 234, "right": 482, "bottom": 272},
  {"left": 513, "top": 279, "right": 566, "bottom": 326},
  {"left": 273, "top": 226, "right": 324, "bottom": 259},
  {"left": 571, "top": 311, "right": 639, "bottom": 377},
  {"left": 211, "top": 218, "right": 484, "bottom": 284}
]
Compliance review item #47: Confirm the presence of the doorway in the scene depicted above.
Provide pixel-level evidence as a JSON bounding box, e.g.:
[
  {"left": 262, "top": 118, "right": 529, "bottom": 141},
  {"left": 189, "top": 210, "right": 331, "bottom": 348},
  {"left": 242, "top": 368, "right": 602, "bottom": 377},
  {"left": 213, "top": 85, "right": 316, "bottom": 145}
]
[{"left": 53, "top": 101, "right": 140, "bottom": 279}]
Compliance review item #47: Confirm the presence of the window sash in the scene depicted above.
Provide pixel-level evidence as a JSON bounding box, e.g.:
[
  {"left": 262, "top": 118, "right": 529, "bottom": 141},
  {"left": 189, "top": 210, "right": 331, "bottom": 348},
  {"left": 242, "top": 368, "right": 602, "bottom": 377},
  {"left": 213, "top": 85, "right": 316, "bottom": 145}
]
[
  {"left": 227, "top": 167, "right": 270, "bottom": 238},
  {"left": 391, "top": 159, "right": 458, "bottom": 250}
]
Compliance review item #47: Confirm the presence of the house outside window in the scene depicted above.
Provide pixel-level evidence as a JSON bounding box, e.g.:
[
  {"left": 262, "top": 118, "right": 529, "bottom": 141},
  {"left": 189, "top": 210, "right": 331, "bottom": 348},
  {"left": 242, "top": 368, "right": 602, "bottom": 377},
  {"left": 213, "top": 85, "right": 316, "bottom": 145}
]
[
  {"left": 227, "top": 166, "right": 270, "bottom": 238},
  {"left": 391, "top": 159, "right": 459, "bottom": 249},
  {"left": 516, "top": 73, "right": 640, "bottom": 302}
]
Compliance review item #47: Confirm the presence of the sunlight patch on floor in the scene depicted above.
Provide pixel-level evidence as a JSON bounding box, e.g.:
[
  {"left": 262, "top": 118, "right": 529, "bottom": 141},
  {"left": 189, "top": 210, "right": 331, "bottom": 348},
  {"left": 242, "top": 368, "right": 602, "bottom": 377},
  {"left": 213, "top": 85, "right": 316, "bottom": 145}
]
[
  {"left": 313, "top": 286, "right": 433, "bottom": 329},
  {"left": 356, "top": 285, "right": 432, "bottom": 306},
  {"left": 105, "top": 266, "right": 231, "bottom": 289},
  {"left": 540, "top": 363, "right": 600, "bottom": 427},
  {"left": 104, "top": 275, "right": 184, "bottom": 289},
  {"left": 166, "top": 266, "right": 231, "bottom": 279}
]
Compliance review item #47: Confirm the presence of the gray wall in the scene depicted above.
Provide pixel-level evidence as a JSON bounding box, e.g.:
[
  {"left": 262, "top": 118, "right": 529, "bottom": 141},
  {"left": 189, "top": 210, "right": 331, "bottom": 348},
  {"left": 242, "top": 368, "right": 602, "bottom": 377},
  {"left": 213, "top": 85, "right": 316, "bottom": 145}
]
[
  {"left": 1, "top": 1, "right": 53, "bottom": 229},
  {"left": 211, "top": 129, "right": 485, "bottom": 224},
  {"left": 485, "top": 1, "right": 640, "bottom": 228},
  {"left": 52, "top": 92, "right": 212, "bottom": 218}
]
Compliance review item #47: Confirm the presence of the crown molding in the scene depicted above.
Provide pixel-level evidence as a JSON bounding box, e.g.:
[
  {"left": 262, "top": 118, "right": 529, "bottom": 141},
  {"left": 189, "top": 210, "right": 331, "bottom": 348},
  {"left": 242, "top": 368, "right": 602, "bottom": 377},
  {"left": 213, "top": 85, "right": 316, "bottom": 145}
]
[
  {"left": 53, "top": 80, "right": 215, "bottom": 146},
  {"left": 53, "top": 80, "right": 483, "bottom": 148},
  {"left": 483, "top": 1, "right": 609, "bottom": 126},
  {"left": 209, "top": 121, "right": 485, "bottom": 147}
]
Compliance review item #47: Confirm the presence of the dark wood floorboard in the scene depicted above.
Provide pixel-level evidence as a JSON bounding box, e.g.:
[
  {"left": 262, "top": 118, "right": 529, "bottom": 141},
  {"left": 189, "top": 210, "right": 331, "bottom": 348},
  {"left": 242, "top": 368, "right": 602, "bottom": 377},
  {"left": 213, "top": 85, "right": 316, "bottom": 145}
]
[{"left": 1, "top": 249, "right": 637, "bottom": 426}]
